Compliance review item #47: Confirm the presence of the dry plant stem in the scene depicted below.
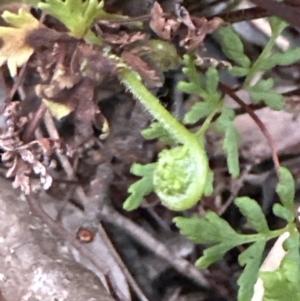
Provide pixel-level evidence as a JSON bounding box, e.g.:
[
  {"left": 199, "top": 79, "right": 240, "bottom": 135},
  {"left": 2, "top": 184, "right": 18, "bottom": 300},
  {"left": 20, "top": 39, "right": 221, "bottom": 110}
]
[
  {"left": 102, "top": 13, "right": 168, "bottom": 24},
  {"left": 103, "top": 7, "right": 271, "bottom": 26},
  {"left": 23, "top": 102, "right": 48, "bottom": 142},
  {"left": 209, "top": 7, "right": 271, "bottom": 24},
  {"left": 43, "top": 109, "right": 77, "bottom": 179},
  {"left": 43, "top": 110, "right": 143, "bottom": 300},
  {"left": 219, "top": 82, "right": 280, "bottom": 174},
  {"left": 98, "top": 225, "right": 150, "bottom": 301},
  {"left": 26, "top": 195, "right": 110, "bottom": 276},
  {"left": 6, "top": 63, "right": 27, "bottom": 103},
  {"left": 218, "top": 165, "right": 251, "bottom": 216},
  {"left": 250, "top": 0, "right": 300, "bottom": 29},
  {"left": 100, "top": 204, "right": 210, "bottom": 288}
]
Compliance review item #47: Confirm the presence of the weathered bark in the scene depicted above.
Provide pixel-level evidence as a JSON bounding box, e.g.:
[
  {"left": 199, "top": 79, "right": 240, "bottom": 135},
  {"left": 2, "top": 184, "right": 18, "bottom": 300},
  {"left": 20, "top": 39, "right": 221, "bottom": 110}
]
[{"left": 0, "top": 177, "right": 116, "bottom": 301}]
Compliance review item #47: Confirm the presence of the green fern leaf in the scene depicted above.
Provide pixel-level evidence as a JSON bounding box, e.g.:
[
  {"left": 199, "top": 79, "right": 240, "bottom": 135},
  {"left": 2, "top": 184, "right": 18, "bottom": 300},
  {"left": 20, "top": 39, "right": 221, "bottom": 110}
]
[
  {"left": 223, "top": 123, "right": 240, "bottom": 177},
  {"left": 272, "top": 204, "right": 295, "bottom": 223},
  {"left": 276, "top": 167, "right": 295, "bottom": 212},
  {"left": 184, "top": 101, "right": 216, "bottom": 124},
  {"left": 174, "top": 212, "right": 239, "bottom": 245},
  {"left": 238, "top": 240, "right": 265, "bottom": 301},
  {"left": 230, "top": 66, "right": 250, "bottom": 77},
  {"left": 261, "top": 232, "right": 300, "bottom": 301},
  {"left": 196, "top": 243, "right": 234, "bottom": 269},
  {"left": 142, "top": 122, "right": 177, "bottom": 144},
  {"left": 123, "top": 163, "right": 156, "bottom": 211},
  {"left": 235, "top": 197, "right": 269, "bottom": 233},
  {"left": 258, "top": 48, "right": 300, "bottom": 71},
  {"left": 218, "top": 26, "right": 251, "bottom": 68},
  {"left": 38, "top": 0, "right": 103, "bottom": 39}
]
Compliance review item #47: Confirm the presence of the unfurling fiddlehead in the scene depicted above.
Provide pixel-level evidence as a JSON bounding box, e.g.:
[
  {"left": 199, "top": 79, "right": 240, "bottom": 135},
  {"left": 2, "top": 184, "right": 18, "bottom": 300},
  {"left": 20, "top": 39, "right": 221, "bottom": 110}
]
[{"left": 118, "top": 67, "right": 209, "bottom": 211}]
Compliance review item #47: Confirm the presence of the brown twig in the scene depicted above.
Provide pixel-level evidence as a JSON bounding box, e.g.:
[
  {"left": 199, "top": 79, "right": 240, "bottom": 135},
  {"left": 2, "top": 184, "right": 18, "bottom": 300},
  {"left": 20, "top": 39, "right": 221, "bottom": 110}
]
[
  {"left": 99, "top": 204, "right": 210, "bottom": 288},
  {"left": 219, "top": 82, "right": 280, "bottom": 174},
  {"left": 6, "top": 63, "right": 28, "bottom": 104},
  {"left": 208, "top": 7, "right": 271, "bottom": 24},
  {"left": 23, "top": 102, "right": 48, "bottom": 142},
  {"left": 98, "top": 224, "right": 149, "bottom": 301},
  {"left": 105, "top": 6, "right": 271, "bottom": 26},
  {"left": 250, "top": 0, "right": 300, "bottom": 29}
]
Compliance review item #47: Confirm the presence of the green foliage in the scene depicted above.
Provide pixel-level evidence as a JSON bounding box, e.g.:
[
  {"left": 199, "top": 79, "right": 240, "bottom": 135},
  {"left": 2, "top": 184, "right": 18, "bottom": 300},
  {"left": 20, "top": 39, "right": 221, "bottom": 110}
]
[
  {"left": 248, "top": 79, "right": 283, "bottom": 110},
  {"left": 217, "top": 26, "right": 251, "bottom": 68},
  {"left": 178, "top": 56, "right": 221, "bottom": 125},
  {"left": 235, "top": 197, "right": 269, "bottom": 233},
  {"left": 272, "top": 167, "right": 297, "bottom": 223},
  {"left": 178, "top": 55, "right": 240, "bottom": 177},
  {"left": 141, "top": 122, "right": 177, "bottom": 145},
  {"left": 215, "top": 108, "right": 240, "bottom": 177},
  {"left": 174, "top": 168, "right": 297, "bottom": 301},
  {"left": 123, "top": 163, "right": 156, "bottom": 211},
  {"left": 237, "top": 240, "right": 266, "bottom": 301},
  {"left": 257, "top": 48, "right": 300, "bottom": 71},
  {"left": 38, "top": 0, "right": 103, "bottom": 39},
  {"left": 120, "top": 67, "right": 209, "bottom": 211},
  {"left": 260, "top": 232, "right": 300, "bottom": 301},
  {"left": 276, "top": 167, "right": 296, "bottom": 212},
  {"left": 217, "top": 17, "right": 299, "bottom": 111}
]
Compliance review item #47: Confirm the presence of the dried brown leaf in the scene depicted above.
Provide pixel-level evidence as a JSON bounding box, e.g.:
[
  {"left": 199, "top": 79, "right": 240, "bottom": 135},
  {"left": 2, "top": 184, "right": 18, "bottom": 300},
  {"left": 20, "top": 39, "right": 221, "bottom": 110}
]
[
  {"left": 121, "top": 51, "right": 163, "bottom": 88},
  {"left": 150, "top": 2, "right": 179, "bottom": 40},
  {"left": 8, "top": 156, "right": 31, "bottom": 194},
  {"left": 25, "top": 27, "right": 75, "bottom": 50},
  {"left": 102, "top": 31, "right": 147, "bottom": 47},
  {"left": 0, "top": 9, "right": 39, "bottom": 76},
  {"left": 180, "top": 17, "right": 224, "bottom": 52},
  {"left": 76, "top": 44, "right": 115, "bottom": 81},
  {"left": 175, "top": 3, "right": 195, "bottom": 30}
]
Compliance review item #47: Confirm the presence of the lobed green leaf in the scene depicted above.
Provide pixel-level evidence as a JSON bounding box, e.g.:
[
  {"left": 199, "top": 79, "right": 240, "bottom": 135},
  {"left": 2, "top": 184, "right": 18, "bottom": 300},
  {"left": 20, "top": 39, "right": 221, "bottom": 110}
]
[
  {"left": 142, "top": 122, "right": 177, "bottom": 144},
  {"left": 215, "top": 108, "right": 235, "bottom": 130},
  {"left": 39, "top": 0, "right": 104, "bottom": 41},
  {"left": 205, "top": 67, "right": 220, "bottom": 96},
  {"left": 174, "top": 212, "right": 239, "bottom": 245},
  {"left": 218, "top": 26, "right": 251, "bottom": 68},
  {"left": 223, "top": 123, "right": 240, "bottom": 177},
  {"left": 237, "top": 240, "right": 265, "bottom": 301},
  {"left": 183, "top": 101, "right": 216, "bottom": 124},
  {"left": 178, "top": 55, "right": 204, "bottom": 95},
  {"left": 251, "top": 78, "right": 274, "bottom": 91},
  {"left": 276, "top": 167, "right": 295, "bottom": 212},
  {"left": 123, "top": 163, "right": 156, "bottom": 211},
  {"left": 204, "top": 168, "right": 214, "bottom": 196},
  {"left": 261, "top": 232, "right": 300, "bottom": 301},
  {"left": 272, "top": 204, "right": 295, "bottom": 224},
  {"left": 249, "top": 91, "right": 283, "bottom": 110},
  {"left": 269, "top": 16, "right": 288, "bottom": 35},
  {"left": 196, "top": 243, "right": 234, "bottom": 269},
  {"left": 230, "top": 66, "right": 250, "bottom": 77},
  {"left": 235, "top": 197, "right": 269, "bottom": 233},
  {"left": 258, "top": 48, "right": 300, "bottom": 71}
]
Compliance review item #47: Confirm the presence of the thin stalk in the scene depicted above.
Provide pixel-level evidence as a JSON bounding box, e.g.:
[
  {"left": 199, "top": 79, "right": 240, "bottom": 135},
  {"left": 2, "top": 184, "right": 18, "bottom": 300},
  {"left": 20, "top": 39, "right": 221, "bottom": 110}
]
[{"left": 243, "top": 25, "right": 285, "bottom": 88}]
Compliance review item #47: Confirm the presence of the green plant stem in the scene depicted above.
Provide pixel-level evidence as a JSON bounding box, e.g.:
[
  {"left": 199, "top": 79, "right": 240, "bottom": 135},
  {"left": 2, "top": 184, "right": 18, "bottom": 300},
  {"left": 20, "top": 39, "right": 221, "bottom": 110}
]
[
  {"left": 243, "top": 28, "right": 284, "bottom": 88},
  {"left": 118, "top": 67, "right": 209, "bottom": 210},
  {"left": 196, "top": 107, "right": 221, "bottom": 138},
  {"left": 238, "top": 224, "right": 295, "bottom": 245},
  {"left": 119, "top": 68, "right": 202, "bottom": 148}
]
